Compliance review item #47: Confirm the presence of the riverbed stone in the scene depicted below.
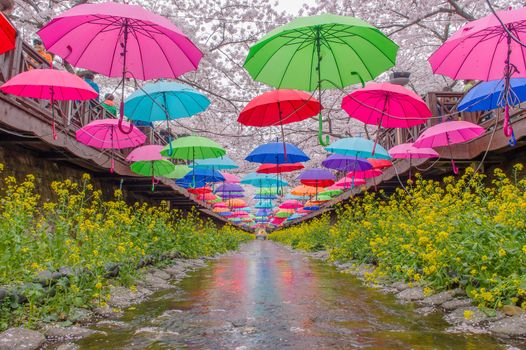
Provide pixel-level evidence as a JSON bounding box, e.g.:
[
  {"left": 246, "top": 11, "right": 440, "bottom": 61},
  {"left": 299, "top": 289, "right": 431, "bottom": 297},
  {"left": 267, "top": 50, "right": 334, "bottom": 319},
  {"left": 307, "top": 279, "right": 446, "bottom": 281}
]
[
  {"left": 162, "top": 265, "right": 187, "bottom": 278},
  {"left": 419, "top": 290, "right": 455, "bottom": 306},
  {"left": 396, "top": 287, "right": 425, "bottom": 301},
  {"left": 44, "top": 326, "right": 105, "bottom": 340},
  {"left": 391, "top": 282, "right": 410, "bottom": 291},
  {"left": 56, "top": 343, "right": 79, "bottom": 350},
  {"left": 488, "top": 313, "right": 526, "bottom": 337},
  {"left": 445, "top": 306, "right": 504, "bottom": 325},
  {"left": 0, "top": 328, "right": 45, "bottom": 350},
  {"left": 138, "top": 274, "right": 172, "bottom": 290},
  {"left": 415, "top": 306, "right": 436, "bottom": 316},
  {"left": 441, "top": 298, "right": 473, "bottom": 311},
  {"left": 148, "top": 268, "right": 171, "bottom": 281},
  {"left": 93, "top": 305, "right": 124, "bottom": 319},
  {"left": 502, "top": 305, "right": 525, "bottom": 316},
  {"left": 68, "top": 307, "right": 93, "bottom": 323}
]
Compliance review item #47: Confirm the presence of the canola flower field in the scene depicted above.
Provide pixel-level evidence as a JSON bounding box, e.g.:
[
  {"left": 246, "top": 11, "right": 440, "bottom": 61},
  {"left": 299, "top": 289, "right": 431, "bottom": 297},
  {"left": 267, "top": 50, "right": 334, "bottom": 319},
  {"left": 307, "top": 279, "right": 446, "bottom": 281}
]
[
  {"left": 0, "top": 167, "right": 251, "bottom": 330},
  {"left": 270, "top": 165, "right": 526, "bottom": 314}
]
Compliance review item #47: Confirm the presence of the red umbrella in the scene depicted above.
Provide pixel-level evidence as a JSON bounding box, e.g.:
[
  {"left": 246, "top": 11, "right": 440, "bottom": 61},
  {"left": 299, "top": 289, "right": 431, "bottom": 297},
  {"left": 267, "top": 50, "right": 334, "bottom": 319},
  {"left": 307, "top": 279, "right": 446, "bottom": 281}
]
[
  {"left": 256, "top": 163, "right": 304, "bottom": 174},
  {"left": 0, "top": 13, "right": 16, "bottom": 55},
  {"left": 188, "top": 186, "right": 213, "bottom": 195},
  {"left": 367, "top": 158, "right": 392, "bottom": 170}
]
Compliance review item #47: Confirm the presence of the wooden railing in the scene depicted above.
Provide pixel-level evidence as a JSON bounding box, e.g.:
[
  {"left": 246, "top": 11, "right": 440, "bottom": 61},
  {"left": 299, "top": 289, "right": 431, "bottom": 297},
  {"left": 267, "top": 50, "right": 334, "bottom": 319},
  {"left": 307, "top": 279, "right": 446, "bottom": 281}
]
[{"left": 0, "top": 36, "right": 170, "bottom": 161}]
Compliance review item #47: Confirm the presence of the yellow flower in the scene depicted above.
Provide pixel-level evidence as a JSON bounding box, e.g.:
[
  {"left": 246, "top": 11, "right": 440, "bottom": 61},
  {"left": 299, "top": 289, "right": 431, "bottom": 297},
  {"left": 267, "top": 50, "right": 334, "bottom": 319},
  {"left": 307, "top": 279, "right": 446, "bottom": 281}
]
[
  {"left": 95, "top": 282, "right": 103, "bottom": 289},
  {"left": 498, "top": 248, "right": 506, "bottom": 257},
  {"left": 464, "top": 310, "right": 474, "bottom": 320}
]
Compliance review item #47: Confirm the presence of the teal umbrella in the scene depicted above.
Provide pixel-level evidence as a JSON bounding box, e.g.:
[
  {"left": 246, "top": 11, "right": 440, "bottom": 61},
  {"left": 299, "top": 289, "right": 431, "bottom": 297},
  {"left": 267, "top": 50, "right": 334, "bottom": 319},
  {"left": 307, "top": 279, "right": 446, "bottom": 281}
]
[
  {"left": 241, "top": 173, "right": 288, "bottom": 188},
  {"left": 190, "top": 156, "right": 238, "bottom": 170}
]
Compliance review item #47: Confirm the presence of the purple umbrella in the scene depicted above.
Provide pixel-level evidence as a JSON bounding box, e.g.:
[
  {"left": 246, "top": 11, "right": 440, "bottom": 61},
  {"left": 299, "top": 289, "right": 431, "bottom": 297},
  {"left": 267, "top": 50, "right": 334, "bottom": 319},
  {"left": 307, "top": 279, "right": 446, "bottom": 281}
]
[
  {"left": 297, "top": 168, "right": 335, "bottom": 198},
  {"left": 322, "top": 154, "right": 372, "bottom": 172},
  {"left": 215, "top": 183, "right": 244, "bottom": 193},
  {"left": 220, "top": 192, "right": 245, "bottom": 199}
]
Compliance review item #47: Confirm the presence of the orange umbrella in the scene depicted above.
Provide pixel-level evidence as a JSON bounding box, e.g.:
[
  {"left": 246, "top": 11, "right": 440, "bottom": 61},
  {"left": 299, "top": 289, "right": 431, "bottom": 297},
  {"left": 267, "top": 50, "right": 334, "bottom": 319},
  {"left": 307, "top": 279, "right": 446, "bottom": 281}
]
[
  {"left": 290, "top": 185, "right": 318, "bottom": 196},
  {"left": 226, "top": 198, "right": 247, "bottom": 208}
]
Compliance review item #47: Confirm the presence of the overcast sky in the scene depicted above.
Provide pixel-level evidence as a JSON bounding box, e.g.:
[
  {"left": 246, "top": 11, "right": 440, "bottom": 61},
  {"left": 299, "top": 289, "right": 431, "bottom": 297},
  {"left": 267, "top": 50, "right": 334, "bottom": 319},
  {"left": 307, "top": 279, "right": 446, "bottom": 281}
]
[{"left": 275, "top": 0, "right": 312, "bottom": 13}]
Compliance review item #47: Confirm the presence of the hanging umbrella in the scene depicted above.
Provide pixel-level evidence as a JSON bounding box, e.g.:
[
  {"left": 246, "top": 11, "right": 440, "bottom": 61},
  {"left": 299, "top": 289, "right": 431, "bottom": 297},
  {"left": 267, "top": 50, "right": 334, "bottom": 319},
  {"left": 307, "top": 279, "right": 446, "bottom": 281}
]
[
  {"left": 334, "top": 177, "right": 366, "bottom": 189},
  {"left": 213, "top": 202, "right": 228, "bottom": 208},
  {"left": 191, "top": 156, "right": 238, "bottom": 170},
  {"left": 244, "top": 14, "right": 398, "bottom": 145},
  {"left": 428, "top": 7, "right": 526, "bottom": 141},
  {"left": 321, "top": 154, "right": 372, "bottom": 172},
  {"left": 389, "top": 142, "right": 439, "bottom": 179},
  {"left": 413, "top": 121, "right": 485, "bottom": 174},
  {"left": 220, "top": 172, "right": 241, "bottom": 184},
  {"left": 161, "top": 136, "right": 226, "bottom": 160},
  {"left": 297, "top": 168, "right": 335, "bottom": 188},
  {"left": 226, "top": 199, "right": 247, "bottom": 209},
  {"left": 279, "top": 200, "right": 303, "bottom": 209},
  {"left": 179, "top": 168, "right": 225, "bottom": 184},
  {"left": 285, "top": 193, "right": 310, "bottom": 201},
  {"left": 290, "top": 185, "right": 318, "bottom": 197},
  {"left": 241, "top": 173, "right": 288, "bottom": 188},
  {"left": 1, "top": 69, "right": 98, "bottom": 140},
  {"left": 38, "top": 2, "right": 202, "bottom": 133},
  {"left": 215, "top": 183, "right": 244, "bottom": 193},
  {"left": 197, "top": 192, "right": 217, "bottom": 201},
  {"left": 238, "top": 89, "right": 322, "bottom": 147},
  {"left": 220, "top": 192, "right": 245, "bottom": 199},
  {"left": 245, "top": 142, "right": 309, "bottom": 164},
  {"left": 164, "top": 164, "right": 192, "bottom": 179},
  {"left": 458, "top": 78, "right": 526, "bottom": 112},
  {"left": 367, "top": 158, "right": 393, "bottom": 170},
  {"left": 311, "top": 195, "right": 332, "bottom": 203},
  {"left": 258, "top": 187, "right": 282, "bottom": 195},
  {"left": 0, "top": 13, "right": 16, "bottom": 55},
  {"left": 347, "top": 169, "right": 383, "bottom": 179},
  {"left": 254, "top": 194, "right": 278, "bottom": 200},
  {"left": 254, "top": 201, "right": 274, "bottom": 209},
  {"left": 325, "top": 137, "right": 391, "bottom": 160},
  {"left": 125, "top": 145, "right": 163, "bottom": 162},
  {"left": 320, "top": 189, "right": 343, "bottom": 197},
  {"left": 76, "top": 119, "right": 146, "bottom": 172},
  {"left": 342, "top": 82, "right": 431, "bottom": 154},
  {"left": 130, "top": 159, "right": 176, "bottom": 191},
  {"left": 256, "top": 163, "right": 304, "bottom": 174},
  {"left": 188, "top": 186, "right": 213, "bottom": 195}
]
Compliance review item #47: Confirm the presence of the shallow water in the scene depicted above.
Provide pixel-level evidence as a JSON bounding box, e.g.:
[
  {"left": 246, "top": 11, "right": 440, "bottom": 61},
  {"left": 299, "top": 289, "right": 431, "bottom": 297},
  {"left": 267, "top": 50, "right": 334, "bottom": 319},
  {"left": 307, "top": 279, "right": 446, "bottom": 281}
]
[{"left": 76, "top": 241, "right": 521, "bottom": 349}]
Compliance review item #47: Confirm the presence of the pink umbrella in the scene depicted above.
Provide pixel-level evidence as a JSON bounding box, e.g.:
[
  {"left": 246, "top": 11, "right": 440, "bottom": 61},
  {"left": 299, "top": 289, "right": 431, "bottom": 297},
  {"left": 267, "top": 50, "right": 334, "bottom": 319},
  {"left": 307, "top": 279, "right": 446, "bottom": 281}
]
[
  {"left": 76, "top": 119, "right": 146, "bottom": 173},
  {"left": 428, "top": 7, "right": 526, "bottom": 140},
  {"left": 342, "top": 82, "right": 431, "bottom": 154},
  {"left": 220, "top": 172, "right": 241, "bottom": 184},
  {"left": 389, "top": 143, "right": 439, "bottom": 179},
  {"left": 126, "top": 145, "right": 164, "bottom": 162},
  {"left": 413, "top": 121, "right": 485, "bottom": 174},
  {"left": 38, "top": 2, "right": 202, "bottom": 133},
  {"left": 0, "top": 69, "right": 98, "bottom": 140},
  {"left": 347, "top": 169, "right": 383, "bottom": 179},
  {"left": 279, "top": 200, "right": 303, "bottom": 210},
  {"left": 334, "top": 177, "right": 366, "bottom": 189}
]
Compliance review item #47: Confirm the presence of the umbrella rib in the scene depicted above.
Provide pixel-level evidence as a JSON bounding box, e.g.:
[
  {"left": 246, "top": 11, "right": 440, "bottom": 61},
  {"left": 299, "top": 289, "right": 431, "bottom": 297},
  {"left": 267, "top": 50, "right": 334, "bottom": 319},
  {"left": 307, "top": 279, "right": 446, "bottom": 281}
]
[
  {"left": 71, "top": 20, "right": 120, "bottom": 71},
  {"left": 143, "top": 28, "right": 183, "bottom": 77},
  {"left": 128, "top": 27, "right": 147, "bottom": 80},
  {"left": 327, "top": 33, "right": 375, "bottom": 82},
  {"left": 277, "top": 35, "right": 315, "bottom": 88}
]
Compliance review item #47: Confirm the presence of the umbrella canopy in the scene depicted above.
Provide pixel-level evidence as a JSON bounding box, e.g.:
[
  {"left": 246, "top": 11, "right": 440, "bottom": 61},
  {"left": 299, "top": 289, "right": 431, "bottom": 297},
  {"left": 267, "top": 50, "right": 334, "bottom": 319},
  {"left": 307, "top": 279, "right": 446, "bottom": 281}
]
[
  {"left": 197, "top": 192, "right": 217, "bottom": 201},
  {"left": 279, "top": 200, "right": 303, "bottom": 209},
  {"left": 311, "top": 195, "right": 332, "bottom": 203},
  {"left": 188, "top": 186, "right": 213, "bottom": 194},
  {"left": 320, "top": 188, "right": 343, "bottom": 197},
  {"left": 241, "top": 173, "right": 288, "bottom": 188},
  {"left": 0, "top": 13, "right": 16, "bottom": 55},
  {"left": 254, "top": 201, "right": 274, "bottom": 209},
  {"left": 125, "top": 145, "right": 164, "bottom": 162},
  {"left": 245, "top": 142, "right": 309, "bottom": 164},
  {"left": 367, "top": 158, "right": 393, "bottom": 170},
  {"left": 38, "top": 2, "right": 202, "bottom": 80},
  {"left": 215, "top": 183, "right": 244, "bottom": 193},
  {"left": 125, "top": 81, "right": 210, "bottom": 122},
  {"left": 130, "top": 159, "right": 176, "bottom": 191},
  {"left": 413, "top": 121, "right": 485, "bottom": 148},
  {"left": 161, "top": 136, "right": 226, "bottom": 160},
  {"left": 342, "top": 82, "right": 431, "bottom": 128},
  {"left": 428, "top": 7, "right": 526, "bottom": 82},
  {"left": 321, "top": 154, "right": 372, "bottom": 172},
  {"left": 164, "top": 165, "right": 191, "bottom": 179},
  {"left": 220, "top": 172, "right": 241, "bottom": 183},
  {"left": 389, "top": 143, "right": 439, "bottom": 159},
  {"left": 220, "top": 192, "right": 244, "bottom": 199},
  {"left": 179, "top": 168, "right": 225, "bottom": 183},
  {"left": 254, "top": 194, "right": 278, "bottom": 200},
  {"left": 325, "top": 137, "right": 391, "bottom": 160},
  {"left": 175, "top": 178, "right": 207, "bottom": 189},
  {"left": 258, "top": 187, "right": 282, "bottom": 195},
  {"left": 275, "top": 211, "right": 292, "bottom": 218},
  {"left": 256, "top": 163, "right": 304, "bottom": 174},
  {"left": 191, "top": 156, "right": 238, "bottom": 170},
  {"left": 285, "top": 193, "right": 309, "bottom": 200},
  {"left": 226, "top": 199, "right": 247, "bottom": 208},
  {"left": 335, "top": 177, "right": 366, "bottom": 188},
  {"left": 76, "top": 119, "right": 146, "bottom": 149},
  {"left": 244, "top": 14, "right": 398, "bottom": 91},
  {"left": 238, "top": 89, "right": 322, "bottom": 126},
  {"left": 458, "top": 78, "right": 526, "bottom": 112},
  {"left": 297, "top": 168, "right": 335, "bottom": 188},
  {"left": 290, "top": 185, "right": 318, "bottom": 196},
  {"left": 347, "top": 169, "right": 383, "bottom": 179}
]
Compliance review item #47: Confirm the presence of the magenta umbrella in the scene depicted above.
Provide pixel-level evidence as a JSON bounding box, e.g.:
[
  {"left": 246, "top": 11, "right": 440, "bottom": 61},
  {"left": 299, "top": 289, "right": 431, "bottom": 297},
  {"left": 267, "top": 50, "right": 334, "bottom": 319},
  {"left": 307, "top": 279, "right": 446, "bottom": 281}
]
[
  {"left": 126, "top": 145, "right": 164, "bottom": 162},
  {"left": 428, "top": 7, "right": 526, "bottom": 141},
  {"left": 342, "top": 82, "right": 431, "bottom": 154},
  {"left": 77, "top": 119, "right": 146, "bottom": 173},
  {"left": 38, "top": 2, "right": 202, "bottom": 133},
  {"left": 389, "top": 143, "right": 439, "bottom": 180},
  {"left": 220, "top": 172, "right": 241, "bottom": 184},
  {"left": 0, "top": 69, "right": 98, "bottom": 140},
  {"left": 279, "top": 200, "right": 303, "bottom": 210},
  {"left": 413, "top": 121, "right": 485, "bottom": 174}
]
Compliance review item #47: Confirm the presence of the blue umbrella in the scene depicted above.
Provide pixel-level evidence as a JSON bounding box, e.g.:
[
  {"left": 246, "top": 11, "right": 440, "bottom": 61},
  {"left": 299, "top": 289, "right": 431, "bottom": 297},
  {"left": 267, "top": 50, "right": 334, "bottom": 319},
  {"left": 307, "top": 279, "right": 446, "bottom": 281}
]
[
  {"left": 177, "top": 168, "right": 224, "bottom": 188},
  {"left": 285, "top": 193, "right": 309, "bottom": 200},
  {"left": 255, "top": 209, "right": 272, "bottom": 216},
  {"left": 254, "top": 194, "right": 278, "bottom": 200},
  {"left": 125, "top": 81, "right": 210, "bottom": 123},
  {"left": 241, "top": 173, "right": 288, "bottom": 188},
  {"left": 176, "top": 178, "right": 207, "bottom": 188},
  {"left": 255, "top": 201, "right": 274, "bottom": 209},
  {"left": 304, "top": 204, "right": 320, "bottom": 211},
  {"left": 245, "top": 142, "right": 310, "bottom": 164},
  {"left": 325, "top": 137, "right": 391, "bottom": 160},
  {"left": 191, "top": 156, "right": 239, "bottom": 170},
  {"left": 458, "top": 78, "right": 526, "bottom": 112}
]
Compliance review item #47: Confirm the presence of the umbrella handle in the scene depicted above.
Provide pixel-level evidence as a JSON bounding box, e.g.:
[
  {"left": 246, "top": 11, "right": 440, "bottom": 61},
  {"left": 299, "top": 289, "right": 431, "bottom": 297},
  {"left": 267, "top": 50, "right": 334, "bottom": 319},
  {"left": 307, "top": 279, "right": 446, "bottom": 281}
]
[
  {"left": 118, "top": 101, "right": 134, "bottom": 134},
  {"left": 318, "top": 113, "right": 330, "bottom": 146},
  {"left": 110, "top": 157, "right": 114, "bottom": 174},
  {"left": 451, "top": 159, "right": 459, "bottom": 175},
  {"left": 509, "top": 130, "right": 517, "bottom": 147},
  {"left": 350, "top": 72, "right": 365, "bottom": 88},
  {"left": 503, "top": 105, "right": 513, "bottom": 137}
]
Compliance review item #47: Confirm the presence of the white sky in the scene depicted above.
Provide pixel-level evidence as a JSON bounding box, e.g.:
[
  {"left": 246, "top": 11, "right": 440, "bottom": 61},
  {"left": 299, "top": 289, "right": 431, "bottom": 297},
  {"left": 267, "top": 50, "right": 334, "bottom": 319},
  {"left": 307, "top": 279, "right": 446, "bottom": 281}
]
[{"left": 275, "top": 0, "right": 312, "bottom": 13}]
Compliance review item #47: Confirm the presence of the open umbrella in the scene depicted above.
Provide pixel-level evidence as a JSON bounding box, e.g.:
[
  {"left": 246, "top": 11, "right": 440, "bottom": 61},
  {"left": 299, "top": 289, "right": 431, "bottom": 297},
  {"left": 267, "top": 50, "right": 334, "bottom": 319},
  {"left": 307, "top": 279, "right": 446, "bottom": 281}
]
[
  {"left": 325, "top": 137, "right": 391, "bottom": 160},
  {"left": 458, "top": 78, "right": 526, "bottom": 112},
  {"left": 220, "top": 172, "right": 241, "bottom": 184},
  {"left": 0, "top": 13, "right": 16, "bottom": 55},
  {"left": 215, "top": 183, "right": 244, "bottom": 193},
  {"left": 130, "top": 159, "right": 175, "bottom": 191},
  {"left": 244, "top": 14, "right": 398, "bottom": 145},
  {"left": 279, "top": 200, "right": 303, "bottom": 210},
  {"left": 164, "top": 165, "right": 192, "bottom": 179},
  {"left": 241, "top": 173, "right": 288, "bottom": 188},
  {"left": 1, "top": 69, "right": 98, "bottom": 140},
  {"left": 246, "top": 142, "right": 309, "bottom": 164},
  {"left": 256, "top": 163, "right": 304, "bottom": 174},
  {"left": 191, "top": 156, "right": 238, "bottom": 170},
  {"left": 76, "top": 119, "right": 146, "bottom": 172},
  {"left": 428, "top": 7, "right": 526, "bottom": 141},
  {"left": 335, "top": 177, "right": 366, "bottom": 189},
  {"left": 290, "top": 185, "right": 318, "bottom": 197},
  {"left": 367, "top": 158, "right": 393, "bottom": 170},
  {"left": 297, "top": 168, "right": 335, "bottom": 188},
  {"left": 161, "top": 136, "right": 226, "bottom": 160},
  {"left": 322, "top": 154, "right": 372, "bottom": 172},
  {"left": 389, "top": 143, "right": 439, "bottom": 179},
  {"left": 413, "top": 121, "right": 485, "bottom": 174}
]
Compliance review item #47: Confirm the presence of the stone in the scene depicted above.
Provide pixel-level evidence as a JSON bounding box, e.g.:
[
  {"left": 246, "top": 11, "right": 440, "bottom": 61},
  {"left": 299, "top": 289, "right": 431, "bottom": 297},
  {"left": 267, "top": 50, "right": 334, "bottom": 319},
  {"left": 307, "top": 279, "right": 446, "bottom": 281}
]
[
  {"left": 415, "top": 306, "right": 436, "bottom": 316},
  {"left": 162, "top": 265, "right": 186, "bottom": 278},
  {"left": 502, "top": 304, "right": 525, "bottom": 316},
  {"left": 396, "top": 287, "right": 425, "bottom": 301},
  {"left": 0, "top": 288, "right": 8, "bottom": 302},
  {"left": 68, "top": 308, "right": 93, "bottom": 323},
  {"left": 391, "top": 282, "right": 410, "bottom": 291},
  {"left": 107, "top": 286, "right": 150, "bottom": 308},
  {"left": 56, "top": 343, "right": 79, "bottom": 350},
  {"left": 138, "top": 274, "right": 172, "bottom": 290},
  {"left": 488, "top": 313, "right": 526, "bottom": 337},
  {"left": 44, "top": 326, "right": 105, "bottom": 340},
  {"left": 419, "top": 290, "right": 455, "bottom": 306},
  {"left": 58, "top": 266, "right": 74, "bottom": 277},
  {"left": 36, "top": 270, "right": 54, "bottom": 286},
  {"left": 93, "top": 305, "right": 124, "bottom": 319},
  {"left": 148, "top": 268, "right": 171, "bottom": 281},
  {"left": 441, "top": 298, "right": 473, "bottom": 311},
  {"left": 445, "top": 306, "right": 504, "bottom": 325},
  {"left": 0, "top": 328, "right": 45, "bottom": 350}
]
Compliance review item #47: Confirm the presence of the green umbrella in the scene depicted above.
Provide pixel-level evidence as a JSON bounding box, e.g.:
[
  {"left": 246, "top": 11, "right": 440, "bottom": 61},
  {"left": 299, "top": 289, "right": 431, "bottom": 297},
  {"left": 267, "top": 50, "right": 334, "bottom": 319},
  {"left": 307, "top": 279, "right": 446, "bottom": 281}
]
[
  {"left": 164, "top": 164, "right": 191, "bottom": 179},
  {"left": 244, "top": 14, "right": 398, "bottom": 145},
  {"left": 275, "top": 211, "right": 292, "bottom": 218},
  {"left": 161, "top": 136, "right": 226, "bottom": 160},
  {"left": 320, "top": 188, "right": 343, "bottom": 197},
  {"left": 130, "top": 159, "right": 176, "bottom": 191}
]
